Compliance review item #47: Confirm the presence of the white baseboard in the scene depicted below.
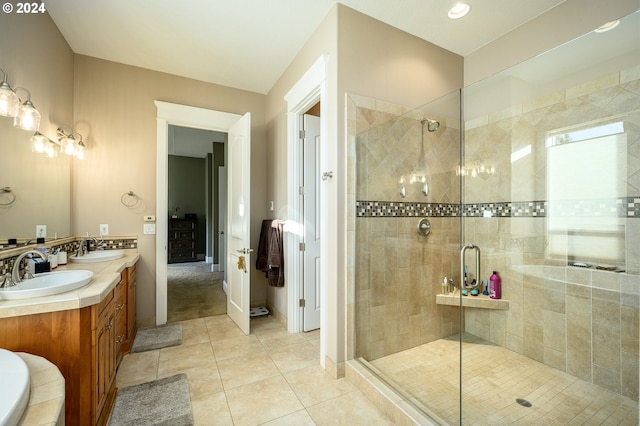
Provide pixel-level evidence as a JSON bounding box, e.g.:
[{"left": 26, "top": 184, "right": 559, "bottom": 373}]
[
  {"left": 211, "top": 264, "right": 220, "bottom": 272},
  {"left": 223, "top": 280, "right": 228, "bottom": 295},
  {"left": 205, "top": 256, "right": 213, "bottom": 263}
]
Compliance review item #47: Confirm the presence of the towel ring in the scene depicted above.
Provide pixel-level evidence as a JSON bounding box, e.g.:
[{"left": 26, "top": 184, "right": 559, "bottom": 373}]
[
  {"left": 121, "top": 191, "right": 139, "bottom": 207},
  {"left": 0, "top": 187, "right": 16, "bottom": 206}
]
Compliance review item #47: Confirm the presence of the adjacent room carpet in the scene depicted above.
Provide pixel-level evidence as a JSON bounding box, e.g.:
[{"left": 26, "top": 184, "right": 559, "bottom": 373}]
[
  {"left": 167, "top": 262, "right": 227, "bottom": 323},
  {"left": 131, "top": 323, "right": 183, "bottom": 353},
  {"left": 108, "top": 374, "right": 193, "bottom": 426}
]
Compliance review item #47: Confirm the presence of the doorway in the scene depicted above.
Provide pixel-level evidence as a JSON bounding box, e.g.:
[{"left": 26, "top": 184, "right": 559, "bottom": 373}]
[
  {"left": 166, "top": 125, "right": 227, "bottom": 323},
  {"left": 155, "top": 101, "right": 244, "bottom": 326}
]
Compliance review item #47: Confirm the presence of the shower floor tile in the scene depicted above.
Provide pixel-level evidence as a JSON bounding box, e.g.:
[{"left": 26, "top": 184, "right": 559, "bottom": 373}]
[{"left": 370, "top": 334, "right": 639, "bottom": 425}]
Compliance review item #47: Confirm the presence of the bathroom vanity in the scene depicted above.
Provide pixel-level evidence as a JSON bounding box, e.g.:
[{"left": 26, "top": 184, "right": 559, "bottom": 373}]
[{"left": 0, "top": 252, "right": 139, "bottom": 426}]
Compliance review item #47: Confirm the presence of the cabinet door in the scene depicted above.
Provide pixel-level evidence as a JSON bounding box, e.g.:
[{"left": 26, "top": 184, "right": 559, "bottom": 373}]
[
  {"left": 96, "top": 300, "right": 115, "bottom": 417},
  {"left": 115, "top": 276, "right": 127, "bottom": 363}
]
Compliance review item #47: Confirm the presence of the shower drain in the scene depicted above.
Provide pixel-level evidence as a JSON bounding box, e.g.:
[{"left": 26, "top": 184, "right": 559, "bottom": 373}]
[{"left": 516, "top": 398, "right": 532, "bottom": 408}]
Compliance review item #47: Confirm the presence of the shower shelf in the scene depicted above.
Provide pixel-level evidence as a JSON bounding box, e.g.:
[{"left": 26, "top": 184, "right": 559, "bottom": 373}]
[{"left": 436, "top": 294, "right": 509, "bottom": 310}]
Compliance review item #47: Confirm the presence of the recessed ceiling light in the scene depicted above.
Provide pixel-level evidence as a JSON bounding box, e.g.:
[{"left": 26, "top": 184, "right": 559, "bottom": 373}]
[
  {"left": 594, "top": 20, "right": 620, "bottom": 33},
  {"left": 448, "top": 3, "right": 470, "bottom": 19}
]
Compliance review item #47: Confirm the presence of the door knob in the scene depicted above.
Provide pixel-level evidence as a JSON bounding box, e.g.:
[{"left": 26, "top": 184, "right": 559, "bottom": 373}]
[{"left": 236, "top": 248, "right": 254, "bottom": 254}]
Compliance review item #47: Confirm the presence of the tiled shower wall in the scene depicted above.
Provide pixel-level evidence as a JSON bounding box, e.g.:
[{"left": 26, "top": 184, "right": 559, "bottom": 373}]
[
  {"left": 463, "top": 65, "right": 640, "bottom": 400},
  {"left": 347, "top": 94, "right": 463, "bottom": 360}
]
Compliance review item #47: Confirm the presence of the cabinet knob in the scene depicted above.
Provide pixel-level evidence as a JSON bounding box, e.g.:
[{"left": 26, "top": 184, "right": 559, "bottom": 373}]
[{"left": 106, "top": 322, "right": 112, "bottom": 330}]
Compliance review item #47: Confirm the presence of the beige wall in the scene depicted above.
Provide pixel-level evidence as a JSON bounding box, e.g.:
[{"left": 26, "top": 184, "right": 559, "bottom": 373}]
[
  {"left": 265, "top": 4, "right": 463, "bottom": 371},
  {"left": 73, "top": 55, "right": 268, "bottom": 325},
  {"left": 465, "top": 0, "right": 640, "bottom": 86},
  {"left": 0, "top": 12, "right": 74, "bottom": 239},
  {"left": 264, "top": 5, "right": 339, "bottom": 335}
]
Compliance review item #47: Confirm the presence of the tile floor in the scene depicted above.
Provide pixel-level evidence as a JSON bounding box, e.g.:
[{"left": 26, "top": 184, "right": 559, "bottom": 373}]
[
  {"left": 116, "top": 315, "right": 394, "bottom": 425},
  {"left": 370, "top": 334, "right": 640, "bottom": 425}
]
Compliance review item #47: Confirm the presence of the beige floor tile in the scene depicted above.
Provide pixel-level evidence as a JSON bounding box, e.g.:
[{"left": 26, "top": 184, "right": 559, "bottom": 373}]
[
  {"left": 225, "top": 375, "right": 304, "bottom": 425},
  {"left": 182, "top": 324, "right": 214, "bottom": 346},
  {"left": 261, "top": 409, "right": 316, "bottom": 425},
  {"left": 285, "top": 365, "right": 356, "bottom": 407},
  {"left": 306, "top": 391, "right": 394, "bottom": 425},
  {"left": 157, "top": 361, "right": 223, "bottom": 400},
  {"left": 267, "top": 341, "right": 320, "bottom": 373},
  {"left": 115, "top": 350, "right": 159, "bottom": 387},
  {"left": 179, "top": 317, "right": 207, "bottom": 332},
  {"left": 191, "top": 391, "right": 233, "bottom": 426},
  {"left": 217, "top": 350, "right": 281, "bottom": 390},
  {"left": 208, "top": 319, "right": 247, "bottom": 340},
  {"left": 257, "top": 328, "right": 308, "bottom": 349},
  {"left": 158, "top": 342, "right": 215, "bottom": 376},
  {"left": 250, "top": 316, "right": 284, "bottom": 334},
  {"left": 204, "top": 314, "right": 234, "bottom": 328},
  {"left": 211, "top": 334, "right": 266, "bottom": 362}
]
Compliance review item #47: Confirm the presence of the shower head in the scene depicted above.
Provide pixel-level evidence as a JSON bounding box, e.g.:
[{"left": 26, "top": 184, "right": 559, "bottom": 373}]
[{"left": 421, "top": 117, "right": 440, "bottom": 132}]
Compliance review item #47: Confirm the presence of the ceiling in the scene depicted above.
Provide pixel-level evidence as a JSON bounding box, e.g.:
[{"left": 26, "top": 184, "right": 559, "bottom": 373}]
[{"left": 46, "top": 0, "right": 567, "bottom": 95}]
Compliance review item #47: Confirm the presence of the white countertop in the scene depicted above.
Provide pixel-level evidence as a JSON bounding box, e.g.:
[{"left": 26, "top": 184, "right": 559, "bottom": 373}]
[{"left": 0, "top": 251, "right": 139, "bottom": 319}]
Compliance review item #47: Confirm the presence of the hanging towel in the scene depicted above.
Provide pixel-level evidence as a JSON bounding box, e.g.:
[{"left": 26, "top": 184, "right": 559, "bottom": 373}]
[{"left": 256, "top": 219, "right": 285, "bottom": 287}]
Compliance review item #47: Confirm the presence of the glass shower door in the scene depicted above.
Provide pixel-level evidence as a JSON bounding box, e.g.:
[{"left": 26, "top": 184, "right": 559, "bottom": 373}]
[{"left": 350, "top": 89, "right": 464, "bottom": 424}]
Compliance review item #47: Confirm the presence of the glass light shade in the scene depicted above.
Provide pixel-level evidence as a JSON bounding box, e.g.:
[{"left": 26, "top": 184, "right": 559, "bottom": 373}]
[
  {"left": 45, "top": 141, "right": 58, "bottom": 158},
  {"left": 14, "top": 100, "right": 41, "bottom": 131},
  {"left": 31, "top": 132, "right": 48, "bottom": 153},
  {"left": 63, "top": 137, "right": 76, "bottom": 155},
  {"left": 0, "top": 81, "right": 19, "bottom": 117},
  {"left": 74, "top": 141, "right": 85, "bottom": 160}
]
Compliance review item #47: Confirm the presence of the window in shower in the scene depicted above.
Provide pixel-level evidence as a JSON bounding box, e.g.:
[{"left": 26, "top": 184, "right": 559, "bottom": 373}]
[{"left": 545, "top": 118, "right": 627, "bottom": 270}]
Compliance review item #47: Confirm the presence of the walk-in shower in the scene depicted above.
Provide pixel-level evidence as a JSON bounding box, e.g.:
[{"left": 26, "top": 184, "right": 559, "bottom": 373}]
[{"left": 348, "top": 9, "right": 639, "bottom": 425}]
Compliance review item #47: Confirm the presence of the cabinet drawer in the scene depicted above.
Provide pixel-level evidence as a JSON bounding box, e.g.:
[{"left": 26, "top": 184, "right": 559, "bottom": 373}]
[
  {"left": 169, "top": 240, "right": 195, "bottom": 250},
  {"left": 170, "top": 220, "right": 195, "bottom": 230}
]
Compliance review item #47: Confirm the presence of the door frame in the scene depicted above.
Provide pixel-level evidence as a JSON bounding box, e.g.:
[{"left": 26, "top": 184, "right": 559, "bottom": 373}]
[
  {"left": 284, "top": 55, "right": 328, "bottom": 364},
  {"left": 155, "top": 100, "right": 242, "bottom": 325}
]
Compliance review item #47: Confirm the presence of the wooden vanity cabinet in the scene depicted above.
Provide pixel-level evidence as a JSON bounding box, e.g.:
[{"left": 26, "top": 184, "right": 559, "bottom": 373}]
[{"left": 0, "top": 262, "right": 138, "bottom": 426}]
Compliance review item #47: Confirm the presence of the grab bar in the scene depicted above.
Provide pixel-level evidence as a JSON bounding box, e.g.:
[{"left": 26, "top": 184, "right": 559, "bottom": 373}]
[{"left": 461, "top": 243, "right": 481, "bottom": 290}]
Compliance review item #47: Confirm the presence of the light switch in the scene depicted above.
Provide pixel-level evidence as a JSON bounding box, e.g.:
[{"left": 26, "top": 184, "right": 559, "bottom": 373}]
[{"left": 143, "top": 224, "right": 156, "bottom": 234}]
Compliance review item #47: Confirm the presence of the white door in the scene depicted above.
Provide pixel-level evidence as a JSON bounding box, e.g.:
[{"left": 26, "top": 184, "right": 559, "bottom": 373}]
[
  {"left": 302, "top": 114, "right": 321, "bottom": 331},
  {"left": 218, "top": 166, "right": 227, "bottom": 275},
  {"left": 226, "top": 113, "right": 251, "bottom": 335}
]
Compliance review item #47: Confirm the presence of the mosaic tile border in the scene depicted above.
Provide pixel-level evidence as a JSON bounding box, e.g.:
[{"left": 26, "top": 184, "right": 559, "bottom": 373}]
[
  {"left": 356, "top": 197, "right": 640, "bottom": 218},
  {"left": 0, "top": 237, "right": 138, "bottom": 276}
]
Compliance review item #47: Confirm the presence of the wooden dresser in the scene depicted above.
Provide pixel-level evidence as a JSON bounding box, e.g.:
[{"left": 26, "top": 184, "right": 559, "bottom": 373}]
[{"left": 168, "top": 217, "right": 198, "bottom": 263}]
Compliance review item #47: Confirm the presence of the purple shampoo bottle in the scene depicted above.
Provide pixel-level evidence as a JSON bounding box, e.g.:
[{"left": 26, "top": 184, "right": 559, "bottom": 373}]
[{"left": 489, "top": 271, "right": 501, "bottom": 299}]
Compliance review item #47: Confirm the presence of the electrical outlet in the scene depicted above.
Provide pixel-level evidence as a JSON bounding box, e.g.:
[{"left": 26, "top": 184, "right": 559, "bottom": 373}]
[
  {"left": 36, "top": 225, "right": 47, "bottom": 238},
  {"left": 99, "top": 224, "right": 109, "bottom": 236},
  {"left": 144, "top": 215, "right": 156, "bottom": 222}
]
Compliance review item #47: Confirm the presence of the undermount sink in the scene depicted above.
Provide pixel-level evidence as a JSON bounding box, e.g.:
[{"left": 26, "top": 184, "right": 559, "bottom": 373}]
[
  {"left": 0, "top": 270, "right": 94, "bottom": 300},
  {"left": 0, "top": 349, "right": 30, "bottom": 426},
  {"left": 69, "top": 249, "right": 124, "bottom": 263}
]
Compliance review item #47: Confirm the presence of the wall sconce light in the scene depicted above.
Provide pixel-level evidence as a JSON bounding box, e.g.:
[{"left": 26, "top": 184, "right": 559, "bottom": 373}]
[
  {"left": 57, "top": 127, "right": 85, "bottom": 159},
  {"left": 30, "top": 131, "right": 59, "bottom": 158},
  {"left": 13, "top": 87, "right": 41, "bottom": 131},
  {"left": 0, "top": 67, "right": 19, "bottom": 117},
  {"left": 74, "top": 135, "right": 86, "bottom": 160}
]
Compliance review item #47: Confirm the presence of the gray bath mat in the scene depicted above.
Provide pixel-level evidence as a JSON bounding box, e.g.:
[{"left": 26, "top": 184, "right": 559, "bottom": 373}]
[
  {"left": 131, "top": 323, "right": 182, "bottom": 353},
  {"left": 109, "top": 374, "right": 193, "bottom": 425}
]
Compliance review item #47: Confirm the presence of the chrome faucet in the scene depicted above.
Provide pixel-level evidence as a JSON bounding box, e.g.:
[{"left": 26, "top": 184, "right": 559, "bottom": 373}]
[
  {"left": 11, "top": 250, "right": 48, "bottom": 284},
  {"left": 76, "top": 237, "right": 88, "bottom": 257}
]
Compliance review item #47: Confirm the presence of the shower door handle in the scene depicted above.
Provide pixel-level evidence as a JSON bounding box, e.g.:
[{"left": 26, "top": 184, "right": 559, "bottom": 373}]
[{"left": 461, "top": 243, "right": 481, "bottom": 290}]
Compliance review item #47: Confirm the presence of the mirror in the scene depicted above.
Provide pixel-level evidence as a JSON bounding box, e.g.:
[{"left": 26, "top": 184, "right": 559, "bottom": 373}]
[
  {"left": 0, "top": 12, "right": 75, "bottom": 248},
  {"left": 0, "top": 120, "right": 72, "bottom": 245}
]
